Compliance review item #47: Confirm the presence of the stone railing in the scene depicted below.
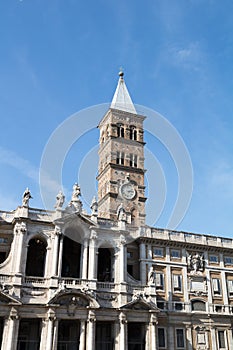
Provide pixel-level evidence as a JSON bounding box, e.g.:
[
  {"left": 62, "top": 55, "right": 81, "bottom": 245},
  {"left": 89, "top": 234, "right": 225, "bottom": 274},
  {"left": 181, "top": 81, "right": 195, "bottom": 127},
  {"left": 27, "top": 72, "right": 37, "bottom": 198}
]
[
  {"left": 23, "top": 276, "right": 49, "bottom": 287},
  {"left": 147, "top": 228, "right": 233, "bottom": 249},
  {"left": 28, "top": 208, "right": 54, "bottom": 222},
  {"left": 97, "top": 282, "right": 115, "bottom": 290},
  {"left": 0, "top": 274, "right": 12, "bottom": 284}
]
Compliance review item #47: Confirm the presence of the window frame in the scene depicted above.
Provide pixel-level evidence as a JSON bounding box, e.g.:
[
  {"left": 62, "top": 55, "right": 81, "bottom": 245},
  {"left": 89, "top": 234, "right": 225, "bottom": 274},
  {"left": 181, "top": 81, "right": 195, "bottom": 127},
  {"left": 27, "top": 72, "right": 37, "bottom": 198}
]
[
  {"left": 173, "top": 274, "right": 182, "bottom": 293},
  {"left": 175, "top": 328, "right": 185, "bottom": 349},
  {"left": 153, "top": 247, "right": 164, "bottom": 258},
  {"left": 218, "top": 330, "right": 226, "bottom": 349},
  {"left": 212, "top": 278, "right": 221, "bottom": 296},
  {"left": 155, "top": 272, "right": 165, "bottom": 291},
  {"left": 158, "top": 327, "right": 166, "bottom": 348}
]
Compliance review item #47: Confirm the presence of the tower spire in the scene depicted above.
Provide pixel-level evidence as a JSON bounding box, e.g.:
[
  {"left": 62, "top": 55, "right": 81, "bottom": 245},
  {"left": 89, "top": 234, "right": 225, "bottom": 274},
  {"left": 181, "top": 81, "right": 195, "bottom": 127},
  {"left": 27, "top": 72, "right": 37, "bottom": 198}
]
[{"left": 110, "top": 70, "right": 137, "bottom": 114}]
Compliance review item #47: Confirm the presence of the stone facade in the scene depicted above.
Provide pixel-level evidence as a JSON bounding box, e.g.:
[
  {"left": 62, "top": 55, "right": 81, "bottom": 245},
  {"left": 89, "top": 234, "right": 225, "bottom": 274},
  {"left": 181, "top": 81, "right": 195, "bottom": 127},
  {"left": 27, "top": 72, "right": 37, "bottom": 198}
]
[{"left": 0, "top": 73, "right": 233, "bottom": 349}]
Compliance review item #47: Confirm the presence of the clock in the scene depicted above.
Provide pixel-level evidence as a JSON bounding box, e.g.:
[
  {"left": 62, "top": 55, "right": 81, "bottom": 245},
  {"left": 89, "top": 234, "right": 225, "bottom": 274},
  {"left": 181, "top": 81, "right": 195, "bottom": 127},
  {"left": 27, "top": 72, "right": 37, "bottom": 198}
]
[{"left": 120, "top": 183, "right": 136, "bottom": 200}]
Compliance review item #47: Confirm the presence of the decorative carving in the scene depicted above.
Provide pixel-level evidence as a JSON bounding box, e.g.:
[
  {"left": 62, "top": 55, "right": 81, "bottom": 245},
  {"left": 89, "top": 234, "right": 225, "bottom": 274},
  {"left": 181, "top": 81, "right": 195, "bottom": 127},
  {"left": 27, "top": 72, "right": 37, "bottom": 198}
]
[
  {"left": 81, "top": 285, "right": 96, "bottom": 299},
  {"left": 119, "top": 312, "right": 127, "bottom": 324},
  {"left": 54, "top": 190, "right": 65, "bottom": 209},
  {"left": 67, "top": 296, "right": 88, "bottom": 316},
  {"left": 15, "top": 222, "right": 27, "bottom": 234},
  {"left": 22, "top": 188, "right": 32, "bottom": 207},
  {"left": 96, "top": 293, "right": 117, "bottom": 301},
  {"left": 117, "top": 203, "right": 127, "bottom": 222},
  {"left": 119, "top": 234, "right": 126, "bottom": 245},
  {"left": 9, "top": 307, "right": 18, "bottom": 320},
  {"left": 187, "top": 252, "right": 204, "bottom": 274},
  {"left": 69, "top": 183, "right": 82, "bottom": 212},
  {"left": 132, "top": 291, "right": 147, "bottom": 301},
  {"left": 88, "top": 310, "right": 96, "bottom": 323},
  {"left": 54, "top": 225, "right": 62, "bottom": 236},
  {"left": 148, "top": 267, "right": 155, "bottom": 285},
  {"left": 90, "top": 231, "right": 97, "bottom": 240},
  {"left": 90, "top": 196, "right": 98, "bottom": 216}
]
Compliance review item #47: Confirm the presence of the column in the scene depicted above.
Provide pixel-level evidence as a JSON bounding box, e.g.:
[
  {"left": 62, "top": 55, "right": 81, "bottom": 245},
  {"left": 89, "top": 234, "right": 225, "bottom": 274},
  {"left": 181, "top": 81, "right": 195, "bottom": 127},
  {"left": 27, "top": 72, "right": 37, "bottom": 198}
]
[
  {"left": 227, "top": 328, "right": 233, "bottom": 349},
  {"left": 44, "top": 309, "right": 56, "bottom": 350},
  {"left": 1, "top": 308, "right": 19, "bottom": 350},
  {"left": 52, "top": 319, "right": 58, "bottom": 350},
  {"left": 88, "top": 231, "right": 98, "bottom": 280},
  {"left": 140, "top": 241, "right": 147, "bottom": 285},
  {"left": 57, "top": 235, "right": 64, "bottom": 277},
  {"left": 86, "top": 311, "right": 96, "bottom": 350},
  {"left": 81, "top": 239, "right": 89, "bottom": 280},
  {"left": 12, "top": 222, "right": 27, "bottom": 274},
  {"left": 146, "top": 314, "right": 157, "bottom": 350},
  {"left": 114, "top": 321, "right": 120, "bottom": 350},
  {"left": 205, "top": 265, "right": 212, "bottom": 313},
  {"left": 119, "top": 235, "right": 126, "bottom": 283},
  {"left": 79, "top": 321, "right": 86, "bottom": 350},
  {"left": 210, "top": 328, "right": 217, "bottom": 350},
  {"left": 166, "top": 265, "right": 172, "bottom": 310},
  {"left": 221, "top": 270, "right": 229, "bottom": 312},
  {"left": 167, "top": 325, "right": 174, "bottom": 350},
  {"left": 145, "top": 323, "right": 150, "bottom": 350},
  {"left": 119, "top": 312, "right": 127, "bottom": 350},
  {"left": 186, "top": 325, "right": 193, "bottom": 350},
  {"left": 51, "top": 226, "right": 61, "bottom": 276},
  {"left": 182, "top": 266, "right": 189, "bottom": 312}
]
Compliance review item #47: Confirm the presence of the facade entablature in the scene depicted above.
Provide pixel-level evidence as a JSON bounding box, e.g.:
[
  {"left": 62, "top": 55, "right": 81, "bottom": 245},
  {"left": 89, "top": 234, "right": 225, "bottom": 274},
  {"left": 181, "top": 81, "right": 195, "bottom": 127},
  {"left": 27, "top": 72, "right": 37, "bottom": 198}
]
[{"left": 142, "top": 227, "right": 233, "bottom": 250}]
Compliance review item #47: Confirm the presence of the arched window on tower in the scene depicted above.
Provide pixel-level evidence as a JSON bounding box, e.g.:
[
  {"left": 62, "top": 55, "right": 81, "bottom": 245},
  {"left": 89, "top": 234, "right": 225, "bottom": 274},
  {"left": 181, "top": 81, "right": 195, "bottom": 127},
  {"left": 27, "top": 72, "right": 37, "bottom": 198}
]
[
  {"left": 117, "top": 123, "right": 124, "bottom": 138},
  {"left": 25, "top": 237, "right": 47, "bottom": 277},
  {"left": 129, "top": 126, "right": 137, "bottom": 140},
  {"left": 130, "top": 154, "right": 137, "bottom": 167}
]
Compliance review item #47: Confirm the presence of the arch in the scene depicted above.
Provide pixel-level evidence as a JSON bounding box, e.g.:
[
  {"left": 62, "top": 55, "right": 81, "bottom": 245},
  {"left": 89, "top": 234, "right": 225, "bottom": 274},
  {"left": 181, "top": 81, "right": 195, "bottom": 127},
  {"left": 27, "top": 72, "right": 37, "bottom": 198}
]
[
  {"left": 61, "top": 236, "right": 81, "bottom": 278},
  {"left": 117, "top": 123, "right": 124, "bottom": 138},
  {"left": 97, "top": 248, "right": 114, "bottom": 282},
  {"left": 129, "top": 125, "right": 137, "bottom": 140},
  {"left": 49, "top": 290, "right": 100, "bottom": 309},
  {"left": 191, "top": 299, "right": 206, "bottom": 311},
  {"left": 25, "top": 237, "right": 47, "bottom": 277}
]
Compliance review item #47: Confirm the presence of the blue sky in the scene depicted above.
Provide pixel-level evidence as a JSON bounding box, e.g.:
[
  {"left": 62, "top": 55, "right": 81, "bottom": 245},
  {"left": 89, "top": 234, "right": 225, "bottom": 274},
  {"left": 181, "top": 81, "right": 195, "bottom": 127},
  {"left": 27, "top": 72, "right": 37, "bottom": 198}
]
[{"left": 0, "top": 0, "right": 233, "bottom": 237}]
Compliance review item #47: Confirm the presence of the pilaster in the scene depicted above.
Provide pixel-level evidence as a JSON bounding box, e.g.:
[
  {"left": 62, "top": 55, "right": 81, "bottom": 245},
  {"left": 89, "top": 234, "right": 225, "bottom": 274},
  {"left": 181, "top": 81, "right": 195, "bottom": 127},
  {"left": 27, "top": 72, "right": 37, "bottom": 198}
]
[
  {"left": 86, "top": 311, "right": 96, "bottom": 350},
  {"left": 1, "top": 308, "right": 19, "bottom": 350}
]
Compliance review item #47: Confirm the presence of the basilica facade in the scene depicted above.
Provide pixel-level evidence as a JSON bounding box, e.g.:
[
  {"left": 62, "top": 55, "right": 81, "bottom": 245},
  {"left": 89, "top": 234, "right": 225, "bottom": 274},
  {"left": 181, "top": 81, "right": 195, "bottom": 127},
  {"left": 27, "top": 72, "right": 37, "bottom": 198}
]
[{"left": 0, "top": 73, "right": 233, "bottom": 350}]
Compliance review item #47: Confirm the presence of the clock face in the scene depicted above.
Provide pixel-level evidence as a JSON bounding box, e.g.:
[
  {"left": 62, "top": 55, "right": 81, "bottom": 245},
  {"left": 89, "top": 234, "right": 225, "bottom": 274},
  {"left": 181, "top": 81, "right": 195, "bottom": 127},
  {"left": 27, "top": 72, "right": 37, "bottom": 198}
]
[{"left": 120, "top": 183, "right": 136, "bottom": 200}]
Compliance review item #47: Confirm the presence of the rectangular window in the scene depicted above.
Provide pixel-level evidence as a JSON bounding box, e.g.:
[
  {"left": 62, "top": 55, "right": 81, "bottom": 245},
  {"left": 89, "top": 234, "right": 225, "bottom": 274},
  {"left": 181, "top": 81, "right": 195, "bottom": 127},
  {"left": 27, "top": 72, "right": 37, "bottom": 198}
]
[
  {"left": 212, "top": 278, "right": 221, "bottom": 295},
  {"left": 173, "top": 274, "right": 182, "bottom": 292},
  {"left": 158, "top": 328, "right": 166, "bottom": 348},
  {"left": 156, "top": 273, "right": 164, "bottom": 290},
  {"left": 153, "top": 247, "right": 164, "bottom": 258},
  {"left": 218, "top": 330, "right": 226, "bottom": 349},
  {"left": 171, "top": 249, "right": 181, "bottom": 259},
  {"left": 227, "top": 280, "right": 233, "bottom": 296},
  {"left": 209, "top": 255, "right": 218, "bottom": 263},
  {"left": 224, "top": 256, "right": 233, "bottom": 265},
  {"left": 176, "top": 329, "right": 185, "bottom": 348}
]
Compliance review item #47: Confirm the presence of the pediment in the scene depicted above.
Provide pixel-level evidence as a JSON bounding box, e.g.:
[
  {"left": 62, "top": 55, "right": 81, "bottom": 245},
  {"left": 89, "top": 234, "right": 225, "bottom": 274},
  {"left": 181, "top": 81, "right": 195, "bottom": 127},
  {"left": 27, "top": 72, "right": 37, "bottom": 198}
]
[
  {"left": 0, "top": 290, "right": 21, "bottom": 305},
  {"left": 48, "top": 289, "right": 99, "bottom": 309},
  {"left": 120, "top": 298, "right": 159, "bottom": 311}
]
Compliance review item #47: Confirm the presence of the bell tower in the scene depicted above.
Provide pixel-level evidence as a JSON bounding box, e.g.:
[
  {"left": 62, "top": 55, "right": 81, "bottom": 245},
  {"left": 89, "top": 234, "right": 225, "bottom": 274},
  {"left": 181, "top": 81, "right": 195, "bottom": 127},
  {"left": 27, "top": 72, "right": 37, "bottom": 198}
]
[{"left": 97, "top": 71, "right": 146, "bottom": 226}]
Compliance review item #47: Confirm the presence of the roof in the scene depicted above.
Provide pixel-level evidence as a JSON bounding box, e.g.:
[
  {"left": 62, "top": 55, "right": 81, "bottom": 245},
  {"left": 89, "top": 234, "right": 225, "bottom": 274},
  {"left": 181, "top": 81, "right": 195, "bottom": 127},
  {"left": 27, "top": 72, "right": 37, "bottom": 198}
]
[{"left": 110, "top": 71, "right": 137, "bottom": 114}]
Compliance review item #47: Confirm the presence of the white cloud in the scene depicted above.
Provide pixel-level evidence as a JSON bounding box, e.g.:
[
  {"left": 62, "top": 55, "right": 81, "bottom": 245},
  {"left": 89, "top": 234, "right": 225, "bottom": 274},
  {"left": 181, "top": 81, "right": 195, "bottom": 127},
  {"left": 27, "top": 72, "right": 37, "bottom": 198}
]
[
  {"left": 0, "top": 147, "right": 67, "bottom": 199},
  {"left": 0, "top": 147, "right": 38, "bottom": 182},
  {"left": 170, "top": 42, "right": 203, "bottom": 71}
]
